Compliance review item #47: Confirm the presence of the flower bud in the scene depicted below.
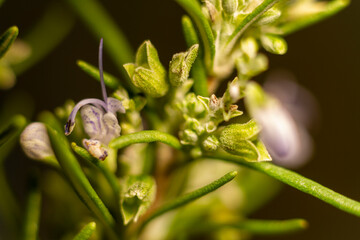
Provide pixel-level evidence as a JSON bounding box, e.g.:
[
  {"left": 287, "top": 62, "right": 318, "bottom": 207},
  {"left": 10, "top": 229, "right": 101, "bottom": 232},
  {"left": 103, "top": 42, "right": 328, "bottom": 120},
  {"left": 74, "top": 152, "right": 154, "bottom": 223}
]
[
  {"left": 20, "top": 122, "right": 55, "bottom": 160},
  {"left": 124, "top": 41, "right": 168, "bottom": 97},
  {"left": 121, "top": 175, "right": 156, "bottom": 225},
  {"left": 240, "top": 37, "right": 258, "bottom": 59},
  {"left": 169, "top": 44, "right": 199, "bottom": 87},
  {"left": 261, "top": 34, "right": 288, "bottom": 55},
  {"left": 219, "top": 120, "right": 260, "bottom": 142},
  {"left": 256, "top": 8, "right": 281, "bottom": 25},
  {"left": 180, "top": 129, "right": 199, "bottom": 145},
  {"left": 222, "top": 0, "right": 238, "bottom": 15},
  {"left": 202, "top": 135, "right": 219, "bottom": 151},
  {"left": 219, "top": 119, "right": 271, "bottom": 161}
]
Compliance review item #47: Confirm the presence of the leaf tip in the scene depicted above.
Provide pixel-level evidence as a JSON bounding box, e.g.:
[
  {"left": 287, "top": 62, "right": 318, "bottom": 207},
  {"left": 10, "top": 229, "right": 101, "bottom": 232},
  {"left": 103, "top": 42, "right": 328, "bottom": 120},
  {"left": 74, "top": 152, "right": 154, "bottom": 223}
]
[
  {"left": 229, "top": 170, "right": 238, "bottom": 178},
  {"left": 89, "top": 221, "right": 96, "bottom": 230},
  {"left": 299, "top": 219, "right": 309, "bottom": 229}
]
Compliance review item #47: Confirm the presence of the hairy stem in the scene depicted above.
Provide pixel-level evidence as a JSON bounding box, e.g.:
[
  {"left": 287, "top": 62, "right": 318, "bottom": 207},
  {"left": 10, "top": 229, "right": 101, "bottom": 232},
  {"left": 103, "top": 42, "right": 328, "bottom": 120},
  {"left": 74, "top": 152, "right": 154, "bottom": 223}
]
[{"left": 109, "top": 130, "right": 181, "bottom": 150}]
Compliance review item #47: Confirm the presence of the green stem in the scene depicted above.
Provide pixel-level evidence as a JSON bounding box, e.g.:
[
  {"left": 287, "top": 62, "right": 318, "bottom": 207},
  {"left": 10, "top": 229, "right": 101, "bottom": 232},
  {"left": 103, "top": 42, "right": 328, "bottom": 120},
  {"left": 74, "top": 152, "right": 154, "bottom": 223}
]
[
  {"left": 206, "top": 152, "right": 360, "bottom": 218},
  {"left": 279, "top": 0, "right": 350, "bottom": 35},
  {"left": 77, "top": 60, "right": 123, "bottom": 90},
  {"left": 66, "top": 0, "right": 136, "bottom": 92},
  {"left": 109, "top": 130, "right": 181, "bottom": 150},
  {"left": 47, "top": 127, "right": 118, "bottom": 239},
  {"left": 71, "top": 142, "right": 121, "bottom": 198},
  {"left": 225, "top": 0, "right": 279, "bottom": 52},
  {"left": 176, "top": 0, "right": 215, "bottom": 71},
  {"left": 21, "top": 176, "right": 41, "bottom": 240},
  {"left": 0, "top": 115, "right": 26, "bottom": 234},
  {"left": 181, "top": 16, "right": 208, "bottom": 97},
  {"left": 13, "top": 2, "right": 74, "bottom": 74},
  {"left": 140, "top": 171, "right": 237, "bottom": 230},
  {"left": 73, "top": 222, "right": 96, "bottom": 240},
  {"left": 193, "top": 218, "right": 308, "bottom": 236}
]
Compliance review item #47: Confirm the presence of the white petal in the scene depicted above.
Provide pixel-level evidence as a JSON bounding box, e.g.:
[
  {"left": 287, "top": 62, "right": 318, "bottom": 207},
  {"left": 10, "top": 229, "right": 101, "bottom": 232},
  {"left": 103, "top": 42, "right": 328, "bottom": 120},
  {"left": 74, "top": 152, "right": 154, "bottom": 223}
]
[
  {"left": 254, "top": 98, "right": 312, "bottom": 168},
  {"left": 101, "top": 112, "right": 121, "bottom": 145},
  {"left": 107, "top": 97, "right": 125, "bottom": 114},
  {"left": 80, "top": 105, "right": 106, "bottom": 140}
]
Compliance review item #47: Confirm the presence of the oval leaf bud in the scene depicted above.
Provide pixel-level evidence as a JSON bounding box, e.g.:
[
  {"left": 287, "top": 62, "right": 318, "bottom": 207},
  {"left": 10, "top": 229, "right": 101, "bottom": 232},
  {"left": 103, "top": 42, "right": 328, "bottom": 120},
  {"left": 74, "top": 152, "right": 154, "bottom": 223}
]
[
  {"left": 169, "top": 44, "right": 199, "bottom": 87},
  {"left": 124, "top": 41, "right": 169, "bottom": 97},
  {"left": 261, "top": 34, "right": 288, "bottom": 55},
  {"left": 20, "top": 122, "right": 55, "bottom": 160},
  {"left": 202, "top": 135, "right": 219, "bottom": 151},
  {"left": 222, "top": 0, "right": 238, "bottom": 15},
  {"left": 219, "top": 119, "right": 260, "bottom": 142}
]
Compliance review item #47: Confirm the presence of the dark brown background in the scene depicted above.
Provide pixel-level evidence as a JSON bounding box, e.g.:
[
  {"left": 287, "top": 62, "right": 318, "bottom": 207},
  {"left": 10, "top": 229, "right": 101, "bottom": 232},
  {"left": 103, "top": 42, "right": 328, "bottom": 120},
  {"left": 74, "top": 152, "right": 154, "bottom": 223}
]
[{"left": 1, "top": 0, "right": 360, "bottom": 239}]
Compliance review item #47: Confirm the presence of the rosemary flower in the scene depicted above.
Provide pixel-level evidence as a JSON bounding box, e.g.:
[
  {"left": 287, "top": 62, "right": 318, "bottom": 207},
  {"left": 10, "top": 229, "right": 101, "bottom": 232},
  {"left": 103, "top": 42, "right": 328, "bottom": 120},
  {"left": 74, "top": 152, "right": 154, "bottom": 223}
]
[{"left": 64, "top": 39, "right": 125, "bottom": 160}]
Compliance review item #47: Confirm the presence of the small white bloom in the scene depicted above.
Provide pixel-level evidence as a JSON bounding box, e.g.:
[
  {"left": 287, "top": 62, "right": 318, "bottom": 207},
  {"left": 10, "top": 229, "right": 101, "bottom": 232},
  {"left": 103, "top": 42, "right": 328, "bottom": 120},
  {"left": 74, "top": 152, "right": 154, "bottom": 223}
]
[{"left": 20, "top": 122, "right": 54, "bottom": 160}]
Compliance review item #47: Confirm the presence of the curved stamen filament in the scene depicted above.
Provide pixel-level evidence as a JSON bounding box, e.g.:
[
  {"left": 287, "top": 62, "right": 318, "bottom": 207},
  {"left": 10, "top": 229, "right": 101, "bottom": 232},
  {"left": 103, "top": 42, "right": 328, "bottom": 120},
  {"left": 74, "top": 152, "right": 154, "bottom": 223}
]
[
  {"left": 65, "top": 98, "right": 107, "bottom": 135},
  {"left": 99, "top": 38, "right": 108, "bottom": 108}
]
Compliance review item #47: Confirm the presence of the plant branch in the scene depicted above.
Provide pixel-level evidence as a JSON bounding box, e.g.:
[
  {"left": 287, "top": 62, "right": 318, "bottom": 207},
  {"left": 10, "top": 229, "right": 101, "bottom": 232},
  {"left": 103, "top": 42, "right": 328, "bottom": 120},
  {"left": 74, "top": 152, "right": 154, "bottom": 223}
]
[
  {"left": 191, "top": 218, "right": 308, "bottom": 236},
  {"left": 139, "top": 171, "right": 238, "bottom": 230},
  {"left": 205, "top": 152, "right": 360, "bottom": 218},
  {"left": 176, "top": 0, "right": 215, "bottom": 71},
  {"left": 181, "top": 15, "right": 209, "bottom": 97},
  {"left": 225, "top": 0, "right": 279, "bottom": 52},
  {"left": 109, "top": 130, "right": 182, "bottom": 150}
]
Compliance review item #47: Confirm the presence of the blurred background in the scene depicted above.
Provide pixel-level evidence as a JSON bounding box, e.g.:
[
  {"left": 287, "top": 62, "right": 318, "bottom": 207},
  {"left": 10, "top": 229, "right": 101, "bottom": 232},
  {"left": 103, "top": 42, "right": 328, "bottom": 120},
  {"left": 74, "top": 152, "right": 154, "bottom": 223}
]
[{"left": 1, "top": 0, "right": 360, "bottom": 239}]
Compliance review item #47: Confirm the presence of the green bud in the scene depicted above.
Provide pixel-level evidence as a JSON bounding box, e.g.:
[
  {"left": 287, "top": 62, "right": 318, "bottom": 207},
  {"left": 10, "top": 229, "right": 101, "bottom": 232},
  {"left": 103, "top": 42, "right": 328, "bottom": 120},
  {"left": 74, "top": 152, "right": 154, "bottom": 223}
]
[
  {"left": 220, "top": 139, "right": 258, "bottom": 161},
  {"left": 202, "top": 135, "right": 220, "bottom": 151},
  {"left": 256, "top": 8, "right": 281, "bottom": 25},
  {"left": 219, "top": 137, "right": 271, "bottom": 162},
  {"left": 260, "top": 34, "right": 288, "bottom": 55},
  {"left": 219, "top": 120, "right": 271, "bottom": 161},
  {"left": 240, "top": 37, "right": 258, "bottom": 59},
  {"left": 220, "top": 120, "right": 260, "bottom": 142},
  {"left": 180, "top": 129, "right": 199, "bottom": 145},
  {"left": 124, "top": 41, "right": 168, "bottom": 97},
  {"left": 185, "top": 117, "right": 205, "bottom": 135},
  {"left": 120, "top": 175, "right": 156, "bottom": 225},
  {"left": 222, "top": 0, "right": 238, "bottom": 15},
  {"left": 236, "top": 53, "right": 268, "bottom": 79},
  {"left": 244, "top": 81, "right": 267, "bottom": 111},
  {"left": 169, "top": 44, "right": 199, "bottom": 87}
]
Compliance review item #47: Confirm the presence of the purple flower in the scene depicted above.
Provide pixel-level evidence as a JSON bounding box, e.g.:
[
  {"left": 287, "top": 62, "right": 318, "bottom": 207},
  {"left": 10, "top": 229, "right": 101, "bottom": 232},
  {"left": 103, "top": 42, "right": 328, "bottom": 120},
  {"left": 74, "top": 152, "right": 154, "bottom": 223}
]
[
  {"left": 64, "top": 39, "right": 125, "bottom": 160},
  {"left": 245, "top": 81, "right": 313, "bottom": 168}
]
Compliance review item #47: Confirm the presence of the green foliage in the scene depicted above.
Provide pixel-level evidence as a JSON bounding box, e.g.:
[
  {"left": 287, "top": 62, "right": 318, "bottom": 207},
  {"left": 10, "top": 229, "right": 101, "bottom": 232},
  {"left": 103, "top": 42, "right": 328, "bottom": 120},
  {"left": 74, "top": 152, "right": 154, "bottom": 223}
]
[
  {"left": 72, "top": 222, "right": 96, "bottom": 240},
  {"left": 0, "top": 26, "right": 18, "bottom": 59},
  {"left": 1, "top": 0, "right": 356, "bottom": 239}
]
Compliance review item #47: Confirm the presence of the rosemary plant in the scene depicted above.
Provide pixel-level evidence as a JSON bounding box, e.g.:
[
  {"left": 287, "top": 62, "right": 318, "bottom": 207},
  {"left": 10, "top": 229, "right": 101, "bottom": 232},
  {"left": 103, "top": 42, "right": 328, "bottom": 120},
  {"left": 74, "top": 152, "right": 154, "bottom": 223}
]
[{"left": 0, "top": 0, "right": 357, "bottom": 239}]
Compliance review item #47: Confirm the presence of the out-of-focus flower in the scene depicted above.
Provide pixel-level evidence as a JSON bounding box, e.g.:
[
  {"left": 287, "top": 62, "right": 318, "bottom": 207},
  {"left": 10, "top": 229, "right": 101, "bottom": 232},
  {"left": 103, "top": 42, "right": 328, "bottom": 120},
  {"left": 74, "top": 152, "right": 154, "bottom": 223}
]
[
  {"left": 245, "top": 81, "right": 313, "bottom": 168},
  {"left": 20, "top": 122, "right": 54, "bottom": 161},
  {"left": 65, "top": 39, "right": 125, "bottom": 160}
]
